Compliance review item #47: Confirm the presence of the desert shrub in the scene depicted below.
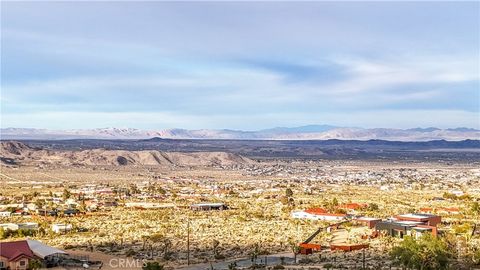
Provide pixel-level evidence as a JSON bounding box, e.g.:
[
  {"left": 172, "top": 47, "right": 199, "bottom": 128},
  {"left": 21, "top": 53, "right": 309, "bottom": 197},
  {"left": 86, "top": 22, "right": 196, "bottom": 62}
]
[
  {"left": 390, "top": 234, "right": 452, "bottom": 270},
  {"left": 126, "top": 249, "right": 136, "bottom": 257},
  {"left": 143, "top": 261, "right": 163, "bottom": 270},
  {"left": 322, "top": 263, "right": 334, "bottom": 269}
]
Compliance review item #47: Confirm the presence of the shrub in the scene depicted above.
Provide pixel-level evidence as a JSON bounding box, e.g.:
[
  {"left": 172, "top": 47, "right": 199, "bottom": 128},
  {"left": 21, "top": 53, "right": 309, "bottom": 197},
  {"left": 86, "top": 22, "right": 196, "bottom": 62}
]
[
  {"left": 390, "top": 234, "right": 452, "bottom": 270},
  {"left": 143, "top": 262, "right": 163, "bottom": 270}
]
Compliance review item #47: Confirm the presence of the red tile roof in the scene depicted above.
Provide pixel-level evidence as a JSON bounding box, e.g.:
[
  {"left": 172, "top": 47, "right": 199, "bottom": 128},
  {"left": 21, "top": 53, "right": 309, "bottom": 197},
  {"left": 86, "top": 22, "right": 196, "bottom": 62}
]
[
  {"left": 317, "top": 213, "right": 347, "bottom": 217},
  {"left": 0, "top": 240, "right": 35, "bottom": 261},
  {"left": 339, "top": 203, "right": 367, "bottom": 210},
  {"left": 439, "top": 207, "right": 460, "bottom": 213},
  {"left": 305, "top": 208, "right": 327, "bottom": 215}
]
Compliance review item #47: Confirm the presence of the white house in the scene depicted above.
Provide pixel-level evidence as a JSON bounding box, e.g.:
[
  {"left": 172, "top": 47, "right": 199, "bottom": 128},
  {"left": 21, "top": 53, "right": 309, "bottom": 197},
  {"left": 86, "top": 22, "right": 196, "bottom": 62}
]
[
  {"left": 291, "top": 211, "right": 346, "bottom": 221},
  {"left": 0, "top": 223, "right": 19, "bottom": 231},
  {"left": 0, "top": 211, "right": 11, "bottom": 217},
  {"left": 18, "top": 223, "right": 39, "bottom": 230},
  {"left": 0, "top": 222, "right": 38, "bottom": 231},
  {"left": 51, "top": 224, "right": 72, "bottom": 234}
]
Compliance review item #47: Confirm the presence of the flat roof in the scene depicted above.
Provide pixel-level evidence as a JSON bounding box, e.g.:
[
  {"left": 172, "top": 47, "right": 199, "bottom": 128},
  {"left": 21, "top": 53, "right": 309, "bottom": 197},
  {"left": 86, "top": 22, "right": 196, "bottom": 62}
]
[
  {"left": 377, "top": 220, "right": 423, "bottom": 227},
  {"left": 412, "top": 227, "right": 432, "bottom": 231},
  {"left": 396, "top": 221, "right": 424, "bottom": 226},
  {"left": 355, "top": 217, "right": 381, "bottom": 221},
  {"left": 397, "top": 213, "right": 438, "bottom": 219},
  {"left": 191, "top": 203, "right": 225, "bottom": 207}
]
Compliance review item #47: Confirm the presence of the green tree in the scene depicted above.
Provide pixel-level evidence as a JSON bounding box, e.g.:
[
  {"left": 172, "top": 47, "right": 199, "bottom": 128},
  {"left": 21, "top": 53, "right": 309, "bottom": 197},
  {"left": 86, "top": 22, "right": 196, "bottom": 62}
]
[
  {"left": 62, "top": 188, "right": 71, "bottom": 200},
  {"left": 331, "top": 197, "right": 339, "bottom": 207},
  {"left": 28, "top": 259, "right": 43, "bottom": 270},
  {"left": 142, "top": 262, "right": 163, "bottom": 270},
  {"left": 390, "top": 234, "right": 452, "bottom": 270},
  {"left": 368, "top": 203, "right": 379, "bottom": 211},
  {"left": 285, "top": 188, "right": 293, "bottom": 198},
  {"left": 471, "top": 202, "right": 480, "bottom": 215}
]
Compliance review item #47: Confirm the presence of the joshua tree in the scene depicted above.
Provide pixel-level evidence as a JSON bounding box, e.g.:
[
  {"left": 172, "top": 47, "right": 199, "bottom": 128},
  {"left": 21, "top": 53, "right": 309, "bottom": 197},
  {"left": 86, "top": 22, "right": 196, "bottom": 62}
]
[
  {"left": 250, "top": 243, "right": 260, "bottom": 267},
  {"left": 212, "top": 239, "right": 220, "bottom": 258},
  {"left": 285, "top": 188, "right": 293, "bottom": 198},
  {"left": 290, "top": 242, "right": 300, "bottom": 264},
  {"left": 62, "top": 188, "right": 71, "bottom": 200}
]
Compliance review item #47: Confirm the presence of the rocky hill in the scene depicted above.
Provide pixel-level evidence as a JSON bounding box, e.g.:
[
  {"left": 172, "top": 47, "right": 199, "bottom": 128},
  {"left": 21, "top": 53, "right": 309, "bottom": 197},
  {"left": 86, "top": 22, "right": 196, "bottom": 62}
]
[{"left": 0, "top": 141, "right": 253, "bottom": 167}]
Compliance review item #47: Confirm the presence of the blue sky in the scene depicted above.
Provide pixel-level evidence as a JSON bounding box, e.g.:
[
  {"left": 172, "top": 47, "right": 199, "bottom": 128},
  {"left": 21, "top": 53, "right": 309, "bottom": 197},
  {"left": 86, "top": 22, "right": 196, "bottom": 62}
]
[{"left": 1, "top": 1, "right": 479, "bottom": 130}]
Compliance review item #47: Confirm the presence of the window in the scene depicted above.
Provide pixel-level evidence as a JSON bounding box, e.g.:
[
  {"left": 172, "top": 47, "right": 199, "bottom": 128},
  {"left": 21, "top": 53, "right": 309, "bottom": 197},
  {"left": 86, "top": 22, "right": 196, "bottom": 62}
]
[
  {"left": 19, "top": 260, "right": 26, "bottom": 266},
  {"left": 0, "top": 261, "right": 5, "bottom": 267}
]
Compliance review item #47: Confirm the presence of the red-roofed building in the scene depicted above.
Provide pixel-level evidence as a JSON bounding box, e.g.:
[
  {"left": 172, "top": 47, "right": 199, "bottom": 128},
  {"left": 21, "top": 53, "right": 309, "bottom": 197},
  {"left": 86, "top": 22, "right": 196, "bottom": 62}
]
[
  {"left": 0, "top": 239, "right": 66, "bottom": 269},
  {"left": 438, "top": 207, "right": 460, "bottom": 214},
  {"left": 419, "top": 207, "right": 433, "bottom": 213},
  {"left": 354, "top": 217, "right": 382, "bottom": 229},
  {"left": 305, "top": 208, "right": 327, "bottom": 215},
  {"left": 395, "top": 213, "right": 441, "bottom": 227},
  {"left": 0, "top": 240, "right": 35, "bottom": 270},
  {"left": 339, "top": 203, "right": 367, "bottom": 211}
]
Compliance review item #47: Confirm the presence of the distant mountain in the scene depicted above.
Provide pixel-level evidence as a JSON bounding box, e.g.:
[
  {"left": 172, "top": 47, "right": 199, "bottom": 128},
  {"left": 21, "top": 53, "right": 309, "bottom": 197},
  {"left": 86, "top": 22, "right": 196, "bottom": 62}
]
[
  {"left": 0, "top": 141, "right": 253, "bottom": 167},
  {"left": 1, "top": 126, "right": 479, "bottom": 141},
  {"left": 259, "top": 124, "right": 338, "bottom": 134}
]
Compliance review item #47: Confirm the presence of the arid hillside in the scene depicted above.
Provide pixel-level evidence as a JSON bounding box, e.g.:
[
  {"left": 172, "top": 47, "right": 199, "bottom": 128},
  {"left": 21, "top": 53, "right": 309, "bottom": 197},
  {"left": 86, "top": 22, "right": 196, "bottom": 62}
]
[{"left": 0, "top": 141, "right": 253, "bottom": 167}]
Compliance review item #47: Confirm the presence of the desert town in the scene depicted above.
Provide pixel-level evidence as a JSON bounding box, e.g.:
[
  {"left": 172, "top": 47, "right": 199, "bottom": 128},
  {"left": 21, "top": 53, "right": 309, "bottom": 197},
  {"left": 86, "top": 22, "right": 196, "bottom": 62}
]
[{"left": 0, "top": 142, "right": 479, "bottom": 269}]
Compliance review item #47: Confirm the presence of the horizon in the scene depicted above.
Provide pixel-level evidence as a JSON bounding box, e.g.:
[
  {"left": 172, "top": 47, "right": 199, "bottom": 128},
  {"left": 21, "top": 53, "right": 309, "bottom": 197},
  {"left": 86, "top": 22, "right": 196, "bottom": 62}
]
[
  {"left": 1, "top": 124, "right": 480, "bottom": 132},
  {"left": 1, "top": 2, "right": 479, "bottom": 130}
]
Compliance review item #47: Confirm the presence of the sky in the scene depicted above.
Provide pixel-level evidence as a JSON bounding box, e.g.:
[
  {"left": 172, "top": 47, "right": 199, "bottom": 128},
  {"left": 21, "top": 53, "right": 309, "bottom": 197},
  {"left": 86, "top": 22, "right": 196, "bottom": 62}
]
[{"left": 1, "top": 1, "right": 479, "bottom": 130}]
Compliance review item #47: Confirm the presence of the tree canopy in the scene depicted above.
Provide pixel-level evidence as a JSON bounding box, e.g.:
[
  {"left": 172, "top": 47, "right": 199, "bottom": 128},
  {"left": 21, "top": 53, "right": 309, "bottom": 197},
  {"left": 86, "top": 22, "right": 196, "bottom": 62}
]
[{"left": 390, "top": 234, "right": 452, "bottom": 270}]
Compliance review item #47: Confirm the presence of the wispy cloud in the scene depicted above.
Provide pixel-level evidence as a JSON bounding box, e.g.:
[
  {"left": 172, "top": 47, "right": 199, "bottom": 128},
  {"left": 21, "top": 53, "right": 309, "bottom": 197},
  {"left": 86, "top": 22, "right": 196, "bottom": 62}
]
[{"left": 1, "top": 1, "right": 479, "bottom": 129}]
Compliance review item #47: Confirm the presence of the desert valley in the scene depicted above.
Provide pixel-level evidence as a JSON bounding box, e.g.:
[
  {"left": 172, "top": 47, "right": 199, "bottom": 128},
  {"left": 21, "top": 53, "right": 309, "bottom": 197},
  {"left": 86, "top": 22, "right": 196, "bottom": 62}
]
[{"left": 0, "top": 138, "right": 479, "bottom": 269}]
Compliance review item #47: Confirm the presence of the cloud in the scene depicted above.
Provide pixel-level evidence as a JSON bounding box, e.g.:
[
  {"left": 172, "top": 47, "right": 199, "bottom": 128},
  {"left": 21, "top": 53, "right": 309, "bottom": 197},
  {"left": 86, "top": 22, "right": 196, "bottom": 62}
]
[{"left": 1, "top": 1, "right": 479, "bottom": 129}]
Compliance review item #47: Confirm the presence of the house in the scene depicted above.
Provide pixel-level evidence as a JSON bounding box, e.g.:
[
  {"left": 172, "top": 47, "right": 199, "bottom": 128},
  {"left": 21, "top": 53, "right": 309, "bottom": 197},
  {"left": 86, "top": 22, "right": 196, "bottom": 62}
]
[
  {"left": 51, "top": 224, "right": 72, "bottom": 234},
  {"left": 0, "top": 240, "right": 34, "bottom": 270},
  {"left": 125, "top": 202, "right": 175, "bottom": 209},
  {"left": 36, "top": 209, "right": 58, "bottom": 217},
  {"left": 18, "top": 223, "right": 39, "bottom": 231},
  {"left": 305, "top": 208, "right": 327, "bottom": 215},
  {"left": 0, "top": 222, "right": 38, "bottom": 232},
  {"left": 0, "top": 211, "right": 11, "bottom": 217},
  {"left": 354, "top": 217, "right": 382, "bottom": 229},
  {"left": 0, "top": 240, "right": 67, "bottom": 269},
  {"left": 62, "top": 209, "right": 80, "bottom": 216},
  {"left": 339, "top": 203, "right": 367, "bottom": 211},
  {"left": 375, "top": 220, "right": 437, "bottom": 238},
  {"left": 190, "top": 203, "right": 228, "bottom": 211},
  {"left": 0, "top": 223, "right": 19, "bottom": 231},
  {"left": 437, "top": 207, "right": 460, "bottom": 215},
  {"left": 419, "top": 207, "right": 434, "bottom": 213},
  {"left": 292, "top": 210, "right": 346, "bottom": 221},
  {"left": 394, "top": 213, "right": 441, "bottom": 226},
  {"left": 25, "top": 203, "right": 38, "bottom": 211}
]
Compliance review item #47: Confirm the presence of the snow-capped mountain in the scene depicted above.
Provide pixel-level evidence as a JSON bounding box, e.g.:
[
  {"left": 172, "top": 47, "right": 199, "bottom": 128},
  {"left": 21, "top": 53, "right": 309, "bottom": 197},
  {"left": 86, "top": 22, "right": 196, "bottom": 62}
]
[{"left": 1, "top": 125, "right": 479, "bottom": 141}]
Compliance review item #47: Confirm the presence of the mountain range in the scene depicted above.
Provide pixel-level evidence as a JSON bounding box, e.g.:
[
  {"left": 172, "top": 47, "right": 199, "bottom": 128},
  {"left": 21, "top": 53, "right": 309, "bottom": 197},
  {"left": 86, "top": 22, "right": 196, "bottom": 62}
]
[
  {"left": 0, "top": 141, "right": 253, "bottom": 167},
  {"left": 1, "top": 125, "right": 479, "bottom": 141}
]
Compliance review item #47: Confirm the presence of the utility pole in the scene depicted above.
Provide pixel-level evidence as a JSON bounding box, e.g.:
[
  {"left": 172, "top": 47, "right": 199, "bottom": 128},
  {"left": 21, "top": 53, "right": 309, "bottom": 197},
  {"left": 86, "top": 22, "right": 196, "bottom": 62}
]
[{"left": 187, "top": 217, "right": 190, "bottom": 265}]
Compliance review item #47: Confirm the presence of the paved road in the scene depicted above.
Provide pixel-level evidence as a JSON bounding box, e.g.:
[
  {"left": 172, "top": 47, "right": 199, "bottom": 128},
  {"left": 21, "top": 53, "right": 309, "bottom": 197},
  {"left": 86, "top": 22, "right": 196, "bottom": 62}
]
[{"left": 177, "top": 252, "right": 296, "bottom": 270}]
